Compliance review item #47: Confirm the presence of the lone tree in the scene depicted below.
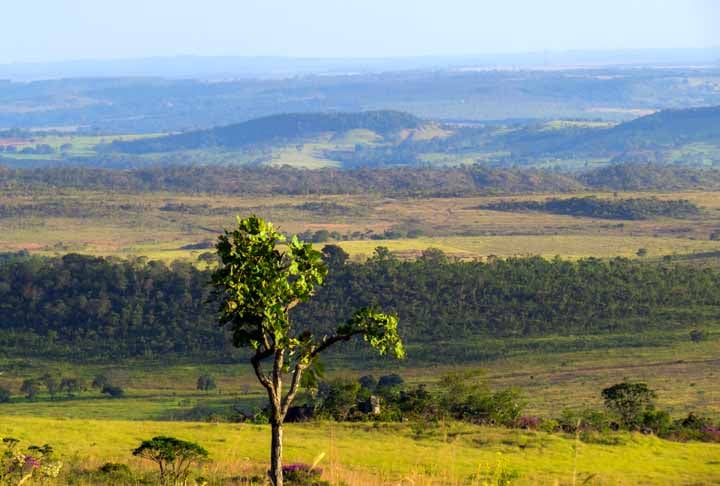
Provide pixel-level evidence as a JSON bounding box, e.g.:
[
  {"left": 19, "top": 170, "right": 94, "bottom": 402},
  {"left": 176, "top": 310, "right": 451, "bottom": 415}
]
[
  {"left": 601, "top": 382, "right": 656, "bottom": 429},
  {"left": 132, "top": 436, "right": 208, "bottom": 486},
  {"left": 211, "top": 216, "right": 404, "bottom": 486}
]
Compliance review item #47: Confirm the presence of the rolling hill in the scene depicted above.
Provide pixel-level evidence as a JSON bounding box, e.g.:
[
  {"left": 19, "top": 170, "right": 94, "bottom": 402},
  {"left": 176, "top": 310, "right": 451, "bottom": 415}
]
[{"left": 109, "top": 110, "right": 424, "bottom": 153}]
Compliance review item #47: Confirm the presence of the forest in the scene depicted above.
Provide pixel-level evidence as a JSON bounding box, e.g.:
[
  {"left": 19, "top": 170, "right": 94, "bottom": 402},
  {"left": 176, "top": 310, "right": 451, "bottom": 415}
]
[
  {"left": 478, "top": 196, "right": 701, "bottom": 220},
  {"left": 1, "top": 250, "right": 718, "bottom": 360},
  {"left": 4, "top": 163, "right": 720, "bottom": 197}
]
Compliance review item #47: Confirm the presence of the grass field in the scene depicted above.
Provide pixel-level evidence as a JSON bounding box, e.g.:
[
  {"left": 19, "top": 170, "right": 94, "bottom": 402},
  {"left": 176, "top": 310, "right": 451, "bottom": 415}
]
[
  {"left": 1, "top": 416, "right": 718, "bottom": 485},
  {"left": 1, "top": 327, "right": 718, "bottom": 422},
  {"left": 2, "top": 187, "right": 720, "bottom": 484},
  {"left": 2, "top": 189, "right": 720, "bottom": 263}
]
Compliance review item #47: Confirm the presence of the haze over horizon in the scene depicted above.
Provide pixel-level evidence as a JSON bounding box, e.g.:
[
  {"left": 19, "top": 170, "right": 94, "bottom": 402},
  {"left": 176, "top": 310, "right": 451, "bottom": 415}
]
[{"left": 1, "top": 0, "right": 718, "bottom": 65}]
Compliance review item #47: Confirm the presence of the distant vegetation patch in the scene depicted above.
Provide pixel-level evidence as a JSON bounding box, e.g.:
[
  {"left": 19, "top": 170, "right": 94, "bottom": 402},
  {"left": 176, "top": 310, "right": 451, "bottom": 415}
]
[
  {"left": 109, "top": 110, "right": 422, "bottom": 153},
  {"left": 478, "top": 196, "right": 701, "bottom": 220}
]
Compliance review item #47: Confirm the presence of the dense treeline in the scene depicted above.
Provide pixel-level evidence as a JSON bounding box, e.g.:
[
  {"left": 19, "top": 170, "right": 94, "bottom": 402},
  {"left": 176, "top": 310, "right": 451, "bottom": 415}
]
[
  {"left": 5, "top": 163, "right": 720, "bottom": 197},
  {"left": 478, "top": 196, "right": 700, "bottom": 220},
  {"left": 0, "top": 164, "right": 584, "bottom": 196},
  {"left": 1, "top": 251, "right": 719, "bottom": 360},
  {"left": 580, "top": 163, "right": 720, "bottom": 191}
]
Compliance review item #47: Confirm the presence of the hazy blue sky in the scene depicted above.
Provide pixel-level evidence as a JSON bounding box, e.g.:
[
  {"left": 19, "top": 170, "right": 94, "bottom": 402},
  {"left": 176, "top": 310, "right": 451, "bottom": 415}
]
[{"left": 1, "top": 0, "right": 718, "bottom": 63}]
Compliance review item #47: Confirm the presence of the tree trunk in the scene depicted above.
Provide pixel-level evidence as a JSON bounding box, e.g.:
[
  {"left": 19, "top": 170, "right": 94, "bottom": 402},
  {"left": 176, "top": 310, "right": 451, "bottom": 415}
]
[{"left": 269, "top": 420, "right": 283, "bottom": 486}]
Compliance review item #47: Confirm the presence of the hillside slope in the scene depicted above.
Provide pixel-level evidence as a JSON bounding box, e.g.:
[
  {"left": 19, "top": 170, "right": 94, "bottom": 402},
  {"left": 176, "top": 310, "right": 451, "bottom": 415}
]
[{"left": 110, "top": 110, "right": 423, "bottom": 153}]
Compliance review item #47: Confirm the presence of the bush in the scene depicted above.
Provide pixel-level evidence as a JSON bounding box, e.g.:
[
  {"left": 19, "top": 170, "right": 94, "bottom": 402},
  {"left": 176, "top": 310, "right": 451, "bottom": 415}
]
[
  {"left": 642, "top": 409, "right": 673, "bottom": 435},
  {"left": 538, "top": 419, "right": 560, "bottom": 433},
  {"left": 196, "top": 374, "right": 217, "bottom": 392},
  {"left": 91, "top": 374, "right": 109, "bottom": 389},
  {"left": 690, "top": 329, "right": 707, "bottom": 343},
  {"left": 20, "top": 379, "right": 39, "bottom": 400},
  {"left": 557, "top": 408, "right": 614, "bottom": 433},
  {"left": 101, "top": 384, "right": 124, "bottom": 398},
  {"left": 99, "top": 462, "right": 132, "bottom": 475},
  {"left": 282, "top": 463, "right": 329, "bottom": 486},
  {"left": 1, "top": 439, "right": 63, "bottom": 484},
  {"left": 0, "top": 387, "right": 10, "bottom": 403},
  {"left": 513, "top": 416, "right": 541, "bottom": 430},
  {"left": 132, "top": 436, "right": 208, "bottom": 486},
  {"left": 316, "top": 379, "right": 360, "bottom": 421}
]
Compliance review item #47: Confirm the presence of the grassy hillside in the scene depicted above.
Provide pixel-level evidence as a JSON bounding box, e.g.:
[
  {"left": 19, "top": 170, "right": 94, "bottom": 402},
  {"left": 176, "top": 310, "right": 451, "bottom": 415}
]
[{"left": 109, "top": 111, "right": 423, "bottom": 153}]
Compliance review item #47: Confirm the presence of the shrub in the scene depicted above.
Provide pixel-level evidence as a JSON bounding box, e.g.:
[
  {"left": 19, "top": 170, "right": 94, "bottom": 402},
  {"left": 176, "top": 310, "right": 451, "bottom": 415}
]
[
  {"left": 0, "top": 387, "right": 10, "bottom": 403},
  {"left": 99, "top": 462, "right": 132, "bottom": 475},
  {"left": 59, "top": 377, "right": 85, "bottom": 396},
  {"left": 642, "top": 409, "right": 673, "bottom": 435},
  {"left": 196, "top": 374, "right": 217, "bottom": 392},
  {"left": 316, "top": 379, "right": 360, "bottom": 421},
  {"left": 690, "top": 329, "right": 707, "bottom": 343},
  {"left": 101, "top": 384, "right": 124, "bottom": 398},
  {"left": 1, "top": 439, "right": 62, "bottom": 484},
  {"left": 513, "top": 416, "right": 541, "bottom": 430},
  {"left": 282, "top": 463, "right": 329, "bottom": 486},
  {"left": 91, "top": 374, "right": 109, "bottom": 389},
  {"left": 132, "top": 436, "right": 208, "bottom": 486},
  {"left": 20, "top": 379, "right": 39, "bottom": 400},
  {"left": 557, "top": 408, "right": 614, "bottom": 433},
  {"left": 538, "top": 419, "right": 560, "bottom": 433}
]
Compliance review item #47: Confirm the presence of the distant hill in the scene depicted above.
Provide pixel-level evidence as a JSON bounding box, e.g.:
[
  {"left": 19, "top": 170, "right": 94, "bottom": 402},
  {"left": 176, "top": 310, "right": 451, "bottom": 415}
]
[
  {"left": 581, "top": 105, "right": 720, "bottom": 153},
  {"left": 110, "top": 111, "right": 423, "bottom": 153}
]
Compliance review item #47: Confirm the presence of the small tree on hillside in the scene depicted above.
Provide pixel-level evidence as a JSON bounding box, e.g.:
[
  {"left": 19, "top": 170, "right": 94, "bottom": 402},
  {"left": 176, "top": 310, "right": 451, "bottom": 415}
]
[
  {"left": 211, "top": 216, "right": 404, "bottom": 486},
  {"left": 601, "top": 382, "right": 656, "bottom": 429},
  {"left": 132, "top": 436, "right": 208, "bottom": 486}
]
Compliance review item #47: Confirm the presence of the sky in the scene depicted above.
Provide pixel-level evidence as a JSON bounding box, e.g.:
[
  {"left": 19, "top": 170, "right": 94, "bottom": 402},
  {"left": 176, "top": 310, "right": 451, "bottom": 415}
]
[{"left": 1, "top": 0, "right": 718, "bottom": 63}]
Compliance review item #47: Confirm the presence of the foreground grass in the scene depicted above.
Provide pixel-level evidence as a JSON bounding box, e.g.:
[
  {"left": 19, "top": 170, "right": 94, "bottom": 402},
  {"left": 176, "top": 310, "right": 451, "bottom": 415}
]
[{"left": 1, "top": 417, "right": 718, "bottom": 485}]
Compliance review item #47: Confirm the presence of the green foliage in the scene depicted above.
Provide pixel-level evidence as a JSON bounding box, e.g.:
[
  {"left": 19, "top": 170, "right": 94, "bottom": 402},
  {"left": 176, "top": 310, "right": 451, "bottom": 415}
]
[
  {"left": 316, "top": 379, "right": 362, "bottom": 421},
  {"left": 211, "top": 215, "right": 403, "bottom": 485},
  {"left": 59, "top": 377, "right": 85, "bottom": 396},
  {"left": 212, "top": 216, "right": 328, "bottom": 350},
  {"left": 195, "top": 374, "right": 217, "bottom": 392},
  {"left": 19, "top": 379, "right": 39, "bottom": 400},
  {"left": 601, "top": 382, "right": 657, "bottom": 430},
  {"left": 3, "top": 251, "right": 720, "bottom": 360},
  {"left": 101, "top": 384, "right": 124, "bottom": 398},
  {"left": 132, "top": 436, "right": 208, "bottom": 486},
  {"left": 437, "top": 371, "right": 525, "bottom": 426},
  {"left": 0, "top": 388, "right": 9, "bottom": 404},
  {"left": 690, "top": 329, "right": 707, "bottom": 343},
  {"left": 92, "top": 374, "right": 110, "bottom": 389}
]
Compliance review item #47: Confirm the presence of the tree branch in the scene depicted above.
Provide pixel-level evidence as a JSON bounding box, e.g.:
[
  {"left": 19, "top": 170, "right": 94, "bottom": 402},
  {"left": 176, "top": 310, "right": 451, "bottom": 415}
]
[
  {"left": 281, "top": 363, "right": 306, "bottom": 417},
  {"left": 309, "top": 332, "right": 359, "bottom": 360},
  {"left": 251, "top": 348, "right": 274, "bottom": 392}
]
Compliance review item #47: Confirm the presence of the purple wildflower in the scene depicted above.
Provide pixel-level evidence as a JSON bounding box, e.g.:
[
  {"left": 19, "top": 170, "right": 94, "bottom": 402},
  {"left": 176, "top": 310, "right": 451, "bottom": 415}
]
[{"left": 24, "top": 455, "right": 40, "bottom": 468}]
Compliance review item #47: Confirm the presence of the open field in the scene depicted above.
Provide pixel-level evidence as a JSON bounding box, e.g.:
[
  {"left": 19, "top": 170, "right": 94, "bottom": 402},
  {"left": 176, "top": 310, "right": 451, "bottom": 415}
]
[
  {"left": 1, "top": 327, "right": 718, "bottom": 422},
  {"left": 1, "top": 416, "right": 719, "bottom": 485},
  {"left": 2, "top": 189, "right": 720, "bottom": 262}
]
